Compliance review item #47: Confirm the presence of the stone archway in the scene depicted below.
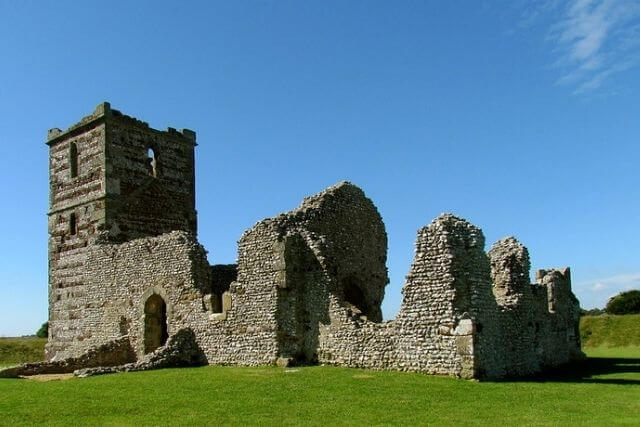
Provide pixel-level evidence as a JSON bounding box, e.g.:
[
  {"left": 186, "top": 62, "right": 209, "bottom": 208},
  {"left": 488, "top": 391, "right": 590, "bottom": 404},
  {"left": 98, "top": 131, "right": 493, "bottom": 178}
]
[{"left": 144, "top": 294, "right": 168, "bottom": 354}]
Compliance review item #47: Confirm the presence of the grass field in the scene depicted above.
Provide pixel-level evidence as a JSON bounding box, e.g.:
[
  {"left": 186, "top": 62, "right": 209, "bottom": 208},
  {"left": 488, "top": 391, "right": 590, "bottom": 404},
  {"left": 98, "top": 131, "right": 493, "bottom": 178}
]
[
  {"left": 581, "top": 314, "right": 640, "bottom": 348},
  {"left": 2, "top": 319, "right": 639, "bottom": 426},
  {"left": 0, "top": 345, "right": 638, "bottom": 426},
  {"left": 0, "top": 337, "right": 46, "bottom": 368}
]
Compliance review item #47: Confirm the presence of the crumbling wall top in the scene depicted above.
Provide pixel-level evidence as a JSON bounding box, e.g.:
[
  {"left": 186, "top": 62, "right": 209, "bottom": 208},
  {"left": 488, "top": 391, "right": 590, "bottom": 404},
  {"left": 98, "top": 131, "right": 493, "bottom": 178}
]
[{"left": 489, "top": 236, "right": 531, "bottom": 307}]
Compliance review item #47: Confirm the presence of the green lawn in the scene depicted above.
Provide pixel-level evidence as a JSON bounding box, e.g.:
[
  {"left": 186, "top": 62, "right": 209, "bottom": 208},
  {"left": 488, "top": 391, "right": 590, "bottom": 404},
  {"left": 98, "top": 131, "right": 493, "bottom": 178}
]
[{"left": 1, "top": 346, "right": 638, "bottom": 426}]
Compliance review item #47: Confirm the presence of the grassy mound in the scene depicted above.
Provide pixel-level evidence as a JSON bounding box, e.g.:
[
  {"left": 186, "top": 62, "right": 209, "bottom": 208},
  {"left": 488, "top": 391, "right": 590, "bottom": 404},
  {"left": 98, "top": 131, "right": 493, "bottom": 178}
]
[
  {"left": 0, "top": 337, "right": 46, "bottom": 367},
  {"left": 580, "top": 314, "right": 640, "bottom": 348}
]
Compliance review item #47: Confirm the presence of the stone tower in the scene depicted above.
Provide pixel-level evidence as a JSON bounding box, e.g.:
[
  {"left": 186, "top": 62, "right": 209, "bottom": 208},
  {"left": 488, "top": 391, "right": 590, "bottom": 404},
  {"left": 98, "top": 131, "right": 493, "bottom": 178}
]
[{"left": 46, "top": 102, "right": 197, "bottom": 358}]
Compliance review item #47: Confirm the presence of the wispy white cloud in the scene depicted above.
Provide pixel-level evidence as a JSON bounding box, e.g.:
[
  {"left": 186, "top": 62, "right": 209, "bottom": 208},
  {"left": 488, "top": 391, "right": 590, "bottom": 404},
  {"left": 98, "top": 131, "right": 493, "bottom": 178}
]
[
  {"left": 514, "top": 0, "right": 640, "bottom": 94},
  {"left": 553, "top": 0, "right": 640, "bottom": 93},
  {"left": 575, "top": 272, "right": 640, "bottom": 308},
  {"left": 577, "top": 272, "right": 640, "bottom": 292}
]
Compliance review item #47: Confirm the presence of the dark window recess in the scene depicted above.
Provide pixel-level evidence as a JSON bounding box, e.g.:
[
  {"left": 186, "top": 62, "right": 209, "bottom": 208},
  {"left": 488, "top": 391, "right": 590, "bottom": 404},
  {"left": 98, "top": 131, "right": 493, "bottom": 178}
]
[
  {"left": 144, "top": 294, "right": 168, "bottom": 353},
  {"left": 343, "top": 277, "right": 370, "bottom": 317},
  {"left": 69, "top": 142, "right": 78, "bottom": 178},
  {"left": 211, "top": 293, "right": 223, "bottom": 313},
  {"left": 69, "top": 213, "right": 77, "bottom": 236}
]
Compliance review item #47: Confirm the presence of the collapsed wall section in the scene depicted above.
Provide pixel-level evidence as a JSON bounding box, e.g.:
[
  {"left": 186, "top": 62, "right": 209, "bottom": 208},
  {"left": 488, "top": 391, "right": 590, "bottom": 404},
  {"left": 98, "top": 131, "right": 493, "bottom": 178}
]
[{"left": 300, "top": 207, "right": 584, "bottom": 379}]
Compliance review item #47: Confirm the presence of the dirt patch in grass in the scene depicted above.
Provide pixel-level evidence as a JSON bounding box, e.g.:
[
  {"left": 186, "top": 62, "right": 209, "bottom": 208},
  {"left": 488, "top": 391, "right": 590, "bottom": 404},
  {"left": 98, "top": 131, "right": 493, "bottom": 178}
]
[{"left": 22, "top": 373, "right": 74, "bottom": 382}]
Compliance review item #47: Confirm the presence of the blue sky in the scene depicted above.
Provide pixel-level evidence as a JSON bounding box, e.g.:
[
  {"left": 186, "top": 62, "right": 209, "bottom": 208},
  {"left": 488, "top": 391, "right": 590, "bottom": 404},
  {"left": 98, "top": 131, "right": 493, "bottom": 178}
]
[{"left": 1, "top": 1, "right": 639, "bottom": 336}]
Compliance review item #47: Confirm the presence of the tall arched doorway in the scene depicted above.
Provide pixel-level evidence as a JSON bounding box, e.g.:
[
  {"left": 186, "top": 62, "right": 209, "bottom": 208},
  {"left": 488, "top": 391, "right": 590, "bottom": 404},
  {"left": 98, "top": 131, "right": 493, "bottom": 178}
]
[{"left": 144, "top": 294, "right": 168, "bottom": 353}]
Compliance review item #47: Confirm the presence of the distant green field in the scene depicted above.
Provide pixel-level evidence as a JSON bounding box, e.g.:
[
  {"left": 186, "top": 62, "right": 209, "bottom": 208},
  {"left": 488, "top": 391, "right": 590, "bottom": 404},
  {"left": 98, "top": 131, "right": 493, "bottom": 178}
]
[
  {"left": 0, "top": 337, "right": 46, "bottom": 367},
  {"left": 581, "top": 314, "right": 640, "bottom": 348},
  {"left": 0, "top": 346, "right": 638, "bottom": 426}
]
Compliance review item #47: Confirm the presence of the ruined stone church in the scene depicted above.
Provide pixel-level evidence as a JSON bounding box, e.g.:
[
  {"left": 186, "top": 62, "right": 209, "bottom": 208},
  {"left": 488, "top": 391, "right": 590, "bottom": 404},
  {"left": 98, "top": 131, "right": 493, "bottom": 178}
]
[{"left": 27, "top": 102, "right": 583, "bottom": 379}]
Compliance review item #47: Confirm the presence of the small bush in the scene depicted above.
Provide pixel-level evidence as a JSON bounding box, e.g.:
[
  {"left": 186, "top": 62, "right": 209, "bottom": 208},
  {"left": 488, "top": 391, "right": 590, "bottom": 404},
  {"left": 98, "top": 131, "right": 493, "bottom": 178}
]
[
  {"left": 36, "top": 321, "right": 49, "bottom": 338},
  {"left": 605, "top": 290, "right": 640, "bottom": 315}
]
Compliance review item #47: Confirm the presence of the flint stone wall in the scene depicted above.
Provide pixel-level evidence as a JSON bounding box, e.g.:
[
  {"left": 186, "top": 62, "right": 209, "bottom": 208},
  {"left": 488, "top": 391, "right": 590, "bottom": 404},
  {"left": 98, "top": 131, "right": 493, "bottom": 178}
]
[
  {"left": 316, "top": 214, "right": 583, "bottom": 378},
  {"left": 237, "top": 182, "right": 388, "bottom": 365},
  {"left": 43, "top": 104, "right": 584, "bottom": 379},
  {"left": 43, "top": 180, "right": 583, "bottom": 379},
  {"left": 47, "top": 102, "right": 197, "bottom": 359},
  {"left": 234, "top": 187, "right": 583, "bottom": 378},
  {"left": 318, "top": 214, "right": 495, "bottom": 377},
  {"left": 49, "top": 230, "right": 281, "bottom": 366}
]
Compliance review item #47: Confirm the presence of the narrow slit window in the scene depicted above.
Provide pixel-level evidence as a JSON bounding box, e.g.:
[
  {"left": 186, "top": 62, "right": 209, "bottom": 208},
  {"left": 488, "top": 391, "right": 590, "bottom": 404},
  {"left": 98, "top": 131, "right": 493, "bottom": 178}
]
[
  {"left": 69, "top": 142, "right": 78, "bottom": 178},
  {"left": 146, "top": 147, "right": 157, "bottom": 177},
  {"left": 69, "top": 213, "right": 77, "bottom": 236}
]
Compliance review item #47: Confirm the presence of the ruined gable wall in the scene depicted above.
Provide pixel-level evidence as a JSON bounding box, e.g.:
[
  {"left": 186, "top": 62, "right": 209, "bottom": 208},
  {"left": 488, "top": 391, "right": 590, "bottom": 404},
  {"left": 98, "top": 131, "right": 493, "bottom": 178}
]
[
  {"left": 248, "top": 188, "right": 496, "bottom": 377},
  {"left": 235, "top": 182, "right": 389, "bottom": 366},
  {"left": 290, "top": 182, "right": 388, "bottom": 323}
]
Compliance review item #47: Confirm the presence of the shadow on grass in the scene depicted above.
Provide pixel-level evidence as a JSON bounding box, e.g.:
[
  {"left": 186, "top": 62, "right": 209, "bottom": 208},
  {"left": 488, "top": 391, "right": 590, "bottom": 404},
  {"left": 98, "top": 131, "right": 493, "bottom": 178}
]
[{"left": 501, "top": 357, "right": 640, "bottom": 385}]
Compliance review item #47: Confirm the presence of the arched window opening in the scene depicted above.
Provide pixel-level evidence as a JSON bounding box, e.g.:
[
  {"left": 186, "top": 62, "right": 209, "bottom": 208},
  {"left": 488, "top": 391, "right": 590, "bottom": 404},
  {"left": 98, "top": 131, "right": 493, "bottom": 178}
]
[
  {"left": 343, "top": 278, "right": 367, "bottom": 316},
  {"left": 144, "top": 294, "right": 168, "bottom": 353},
  {"left": 69, "top": 212, "right": 77, "bottom": 236},
  {"left": 69, "top": 142, "right": 78, "bottom": 178},
  {"left": 146, "top": 147, "right": 158, "bottom": 177}
]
